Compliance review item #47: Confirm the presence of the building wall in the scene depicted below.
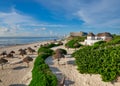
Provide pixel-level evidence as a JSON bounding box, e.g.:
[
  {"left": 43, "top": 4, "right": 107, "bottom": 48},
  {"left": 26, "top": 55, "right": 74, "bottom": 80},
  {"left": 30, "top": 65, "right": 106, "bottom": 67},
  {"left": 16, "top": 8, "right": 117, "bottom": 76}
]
[
  {"left": 85, "top": 39, "right": 100, "bottom": 45},
  {"left": 87, "top": 36, "right": 95, "bottom": 40}
]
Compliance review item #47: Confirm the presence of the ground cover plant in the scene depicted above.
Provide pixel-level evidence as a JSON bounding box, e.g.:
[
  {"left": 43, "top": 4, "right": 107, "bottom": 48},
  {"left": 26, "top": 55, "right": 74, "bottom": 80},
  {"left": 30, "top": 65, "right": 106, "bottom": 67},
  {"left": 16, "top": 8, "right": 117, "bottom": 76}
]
[
  {"left": 65, "top": 39, "right": 82, "bottom": 49},
  {"left": 73, "top": 38, "right": 120, "bottom": 82},
  {"left": 29, "top": 43, "right": 59, "bottom": 86}
]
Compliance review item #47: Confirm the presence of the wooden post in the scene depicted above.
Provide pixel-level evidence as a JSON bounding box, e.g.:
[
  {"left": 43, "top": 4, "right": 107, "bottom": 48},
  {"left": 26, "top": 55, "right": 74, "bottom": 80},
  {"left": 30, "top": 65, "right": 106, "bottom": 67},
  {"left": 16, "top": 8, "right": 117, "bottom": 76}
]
[{"left": 59, "top": 76, "right": 65, "bottom": 86}]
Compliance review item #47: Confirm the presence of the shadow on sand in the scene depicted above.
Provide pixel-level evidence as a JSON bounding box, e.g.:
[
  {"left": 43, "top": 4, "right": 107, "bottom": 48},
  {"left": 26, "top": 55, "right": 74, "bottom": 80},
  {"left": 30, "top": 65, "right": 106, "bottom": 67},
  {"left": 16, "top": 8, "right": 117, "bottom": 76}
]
[
  {"left": 12, "top": 66, "right": 27, "bottom": 70},
  {"left": 67, "top": 60, "right": 76, "bottom": 66},
  {"left": 65, "top": 79, "right": 75, "bottom": 86},
  {"left": 9, "top": 84, "right": 26, "bottom": 86},
  {"left": 45, "top": 56, "right": 54, "bottom": 65},
  {"left": 50, "top": 67, "right": 75, "bottom": 86}
]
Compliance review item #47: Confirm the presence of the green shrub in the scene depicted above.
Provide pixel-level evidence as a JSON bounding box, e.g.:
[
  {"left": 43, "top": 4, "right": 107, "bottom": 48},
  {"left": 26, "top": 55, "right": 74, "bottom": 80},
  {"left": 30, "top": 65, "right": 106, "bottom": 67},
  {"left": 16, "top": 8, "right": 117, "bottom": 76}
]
[
  {"left": 92, "top": 41, "right": 106, "bottom": 49},
  {"left": 29, "top": 47, "right": 58, "bottom": 86},
  {"left": 73, "top": 45, "right": 120, "bottom": 82},
  {"left": 106, "top": 35, "right": 120, "bottom": 45},
  {"left": 65, "top": 40, "right": 82, "bottom": 48},
  {"left": 38, "top": 47, "right": 53, "bottom": 56},
  {"left": 67, "top": 36, "right": 86, "bottom": 42},
  {"left": 42, "top": 43, "right": 60, "bottom": 48}
]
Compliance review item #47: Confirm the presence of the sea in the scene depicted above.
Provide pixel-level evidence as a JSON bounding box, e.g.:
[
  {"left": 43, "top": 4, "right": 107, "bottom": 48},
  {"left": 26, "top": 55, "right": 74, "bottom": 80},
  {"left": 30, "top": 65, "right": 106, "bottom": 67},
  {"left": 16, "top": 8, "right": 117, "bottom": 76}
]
[{"left": 0, "top": 37, "right": 59, "bottom": 47}]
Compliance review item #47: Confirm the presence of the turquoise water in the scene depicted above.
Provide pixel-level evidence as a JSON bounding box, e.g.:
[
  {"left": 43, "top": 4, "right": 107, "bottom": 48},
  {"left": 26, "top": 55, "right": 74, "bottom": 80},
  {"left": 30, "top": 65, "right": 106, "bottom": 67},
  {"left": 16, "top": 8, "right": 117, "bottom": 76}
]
[{"left": 0, "top": 37, "right": 58, "bottom": 47}]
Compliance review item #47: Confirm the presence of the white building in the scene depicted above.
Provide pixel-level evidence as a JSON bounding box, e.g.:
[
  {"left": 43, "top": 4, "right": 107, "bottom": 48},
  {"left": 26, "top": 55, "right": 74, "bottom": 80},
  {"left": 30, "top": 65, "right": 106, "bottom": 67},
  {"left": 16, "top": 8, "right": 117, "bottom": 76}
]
[{"left": 84, "top": 32, "right": 112, "bottom": 45}]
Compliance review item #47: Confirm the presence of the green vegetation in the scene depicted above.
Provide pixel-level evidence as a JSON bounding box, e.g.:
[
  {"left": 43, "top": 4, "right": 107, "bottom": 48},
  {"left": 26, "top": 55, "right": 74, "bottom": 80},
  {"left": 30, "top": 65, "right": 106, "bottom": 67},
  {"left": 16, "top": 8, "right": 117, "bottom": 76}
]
[
  {"left": 91, "top": 35, "right": 120, "bottom": 49},
  {"left": 91, "top": 41, "right": 106, "bottom": 49},
  {"left": 107, "top": 35, "right": 120, "bottom": 45},
  {"left": 72, "top": 36, "right": 120, "bottom": 82},
  {"left": 29, "top": 55, "right": 57, "bottom": 86},
  {"left": 29, "top": 44, "right": 59, "bottom": 86},
  {"left": 42, "top": 43, "right": 61, "bottom": 48},
  {"left": 65, "top": 40, "right": 82, "bottom": 48},
  {"left": 38, "top": 47, "right": 53, "bottom": 56},
  {"left": 67, "top": 36, "right": 86, "bottom": 42}
]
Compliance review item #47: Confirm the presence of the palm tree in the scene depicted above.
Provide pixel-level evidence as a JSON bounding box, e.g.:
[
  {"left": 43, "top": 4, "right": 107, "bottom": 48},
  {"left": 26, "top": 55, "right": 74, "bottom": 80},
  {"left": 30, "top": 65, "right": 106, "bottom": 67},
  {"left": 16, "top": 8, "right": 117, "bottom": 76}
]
[
  {"left": 23, "top": 56, "right": 33, "bottom": 67},
  {"left": 0, "top": 58, "right": 8, "bottom": 70}
]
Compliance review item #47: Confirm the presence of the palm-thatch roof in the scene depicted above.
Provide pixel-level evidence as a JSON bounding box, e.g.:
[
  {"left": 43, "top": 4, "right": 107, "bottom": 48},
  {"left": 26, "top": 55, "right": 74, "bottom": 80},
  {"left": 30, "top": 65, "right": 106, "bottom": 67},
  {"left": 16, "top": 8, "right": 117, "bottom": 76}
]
[
  {"left": 0, "top": 58, "right": 8, "bottom": 64},
  {"left": 10, "top": 51, "right": 15, "bottom": 54},
  {"left": 23, "top": 56, "right": 33, "bottom": 63},
  {"left": 87, "top": 32, "right": 95, "bottom": 36}
]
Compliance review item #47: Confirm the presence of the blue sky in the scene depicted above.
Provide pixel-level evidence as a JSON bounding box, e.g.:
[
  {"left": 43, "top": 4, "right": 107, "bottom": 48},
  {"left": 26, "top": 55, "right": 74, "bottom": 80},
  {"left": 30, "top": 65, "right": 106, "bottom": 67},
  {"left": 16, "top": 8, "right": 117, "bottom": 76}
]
[{"left": 0, "top": 0, "right": 120, "bottom": 37}]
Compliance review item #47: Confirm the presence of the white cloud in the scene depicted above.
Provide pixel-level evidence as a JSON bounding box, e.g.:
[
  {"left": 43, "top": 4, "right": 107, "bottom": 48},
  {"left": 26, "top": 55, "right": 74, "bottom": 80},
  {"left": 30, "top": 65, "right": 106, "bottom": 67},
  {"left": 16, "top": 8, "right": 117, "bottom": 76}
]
[
  {"left": 41, "top": 27, "right": 46, "bottom": 30},
  {"left": 0, "top": 8, "right": 38, "bottom": 36},
  {"left": 0, "top": 28, "right": 9, "bottom": 33},
  {"left": 75, "top": 0, "right": 120, "bottom": 28},
  {"left": 0, "top": 8, "right": 67, "bottom": 36},
  {"left": 22, "top": 23, "right": 67, "bottom": 27},
  {"left": 34, "top": 27, "right": 47, "bottom": 31},
  {"left": 38, "top": 0, "right": 120, "bottom": 29}
]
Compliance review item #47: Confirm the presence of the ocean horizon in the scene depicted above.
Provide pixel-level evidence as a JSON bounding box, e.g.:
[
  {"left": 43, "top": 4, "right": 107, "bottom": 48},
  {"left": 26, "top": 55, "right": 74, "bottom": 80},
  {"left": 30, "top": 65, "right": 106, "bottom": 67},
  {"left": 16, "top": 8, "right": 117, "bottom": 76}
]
[{"left": 0, "top": 37, "right": 59, "bottom": 47}]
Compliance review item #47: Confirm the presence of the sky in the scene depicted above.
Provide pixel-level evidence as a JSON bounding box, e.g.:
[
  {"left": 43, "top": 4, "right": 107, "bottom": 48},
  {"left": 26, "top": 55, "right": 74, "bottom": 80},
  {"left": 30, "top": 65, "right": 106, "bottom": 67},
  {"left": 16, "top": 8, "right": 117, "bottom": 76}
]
[{"left": 0, "top": 0, "right": 120, "bottom": 37}]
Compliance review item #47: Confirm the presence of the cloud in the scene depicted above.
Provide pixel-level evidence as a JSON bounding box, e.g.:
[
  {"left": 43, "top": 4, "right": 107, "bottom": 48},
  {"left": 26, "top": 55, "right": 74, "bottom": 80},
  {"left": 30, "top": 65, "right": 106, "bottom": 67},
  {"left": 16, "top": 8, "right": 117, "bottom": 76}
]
[
  {"left": 25, "top": 24, "right": 66, "bottom": 27},
  {"left": 34, "top": 27, "right": 47, "bottom": 31},
  {"left": 0, "top": 28, "right": 9, "bottom": 33},
  {"left": 0, "top": 8, "right": 67, "bottom": 36},
  {"left": 41, "top": 27, "right": 46, "bottom": 30},
  {"left": 37, "top": 0, "right": 120, "bottom": 29},
  {"left": 0, "top": 8, "right": 38, "bottom": 36},
  {"left": 75, "top": 0, "right": 120, "bottom": 28}
]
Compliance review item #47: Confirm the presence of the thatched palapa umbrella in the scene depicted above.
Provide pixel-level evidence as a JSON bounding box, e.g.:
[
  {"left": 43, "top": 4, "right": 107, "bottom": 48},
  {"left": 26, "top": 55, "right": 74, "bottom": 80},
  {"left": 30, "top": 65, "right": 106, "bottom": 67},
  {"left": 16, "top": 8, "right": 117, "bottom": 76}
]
[
  {"left": 6, "top": 53, "right": 14, "bottom": 58},
  {"left": 10, "top": 51, "right": 15, "bottom": 54},
  {"left": 23, "top": 56, "right": 33, "bottom": 67},
  {"left": 0, "top": 79, "right": 2, "bottom": 82},
  {"left": 19, "top": 49, "right": 27, "bottom": 57},
  {"left": 73, "top": 43, "right": 80, "bottom": 50},
  {"left": 0, "top": 51, "right": 7, "bottom": 58},
  {"left": 58, "top": 41, "right": 63, "bottom": 45},
  {"left": 53, "top": 49, "right": 65, "bottom": 65},
  {"left": 18, "top": 48, "right": 23, "bottom": 52},
  {"left": 27, "top": 47, "right": 36, "bottom": 54},
  {"left": 0, "top": 58, "right": 8, "bottom": 70}
]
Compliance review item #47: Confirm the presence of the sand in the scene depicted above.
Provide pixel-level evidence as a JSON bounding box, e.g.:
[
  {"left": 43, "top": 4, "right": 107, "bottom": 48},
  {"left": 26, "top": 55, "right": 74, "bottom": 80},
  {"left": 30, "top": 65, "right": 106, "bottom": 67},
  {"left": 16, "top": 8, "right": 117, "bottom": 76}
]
[
  {"left": 0, "top": 41, "right": 50, "bottom": 86},
  {"left": 0, "top": 40, "right": 120, "bottom": 86},
  {"left": 45, "top": 42, "right": 120, "bottom": 86}
]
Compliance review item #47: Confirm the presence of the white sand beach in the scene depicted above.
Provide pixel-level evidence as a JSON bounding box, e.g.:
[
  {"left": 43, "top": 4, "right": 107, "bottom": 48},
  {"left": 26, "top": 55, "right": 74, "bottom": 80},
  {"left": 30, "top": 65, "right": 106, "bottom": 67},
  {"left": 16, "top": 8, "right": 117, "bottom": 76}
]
[
  {"left": 0, "top": 40, "right": 120, "bottom": 86},
  {"left": 0, "top": 41, "right": 50, "bottom": 86},
  {"left": 45, "top": 42, "right": 120, "bottom": 86}
]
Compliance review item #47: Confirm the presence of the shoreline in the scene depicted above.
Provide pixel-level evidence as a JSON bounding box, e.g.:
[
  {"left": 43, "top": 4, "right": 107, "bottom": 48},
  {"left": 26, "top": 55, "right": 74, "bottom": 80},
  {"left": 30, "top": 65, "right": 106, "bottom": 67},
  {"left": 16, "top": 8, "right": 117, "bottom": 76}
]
[
  {"left": 0, "top": 40, "right": 53, "bottom": 86},
  {"left": 0, "top": 40, "right": 54, "bottom": 49}
]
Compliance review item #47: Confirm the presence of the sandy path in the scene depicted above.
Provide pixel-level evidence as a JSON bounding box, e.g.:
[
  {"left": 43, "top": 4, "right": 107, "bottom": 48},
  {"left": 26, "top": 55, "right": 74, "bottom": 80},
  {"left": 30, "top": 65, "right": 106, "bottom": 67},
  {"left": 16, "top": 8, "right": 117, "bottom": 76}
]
[
  {"left": 0, "top": 41, "right": 50, "bottom": 86},
  {"left": 45, "top": 45, "right": 120, "bottom": 86}
]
